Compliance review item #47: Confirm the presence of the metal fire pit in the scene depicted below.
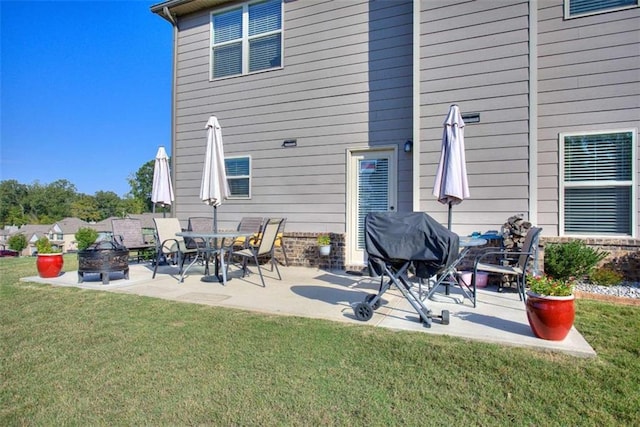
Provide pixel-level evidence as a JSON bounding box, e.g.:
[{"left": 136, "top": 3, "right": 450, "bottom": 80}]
[{"left": 78, "top": 241, "right": 129, "bottom": 284}]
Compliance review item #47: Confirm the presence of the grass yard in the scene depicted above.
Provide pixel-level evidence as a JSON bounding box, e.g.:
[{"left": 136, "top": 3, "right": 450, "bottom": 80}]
[{"left": 2, "top": 255, "right": 639, "bottom": 425}]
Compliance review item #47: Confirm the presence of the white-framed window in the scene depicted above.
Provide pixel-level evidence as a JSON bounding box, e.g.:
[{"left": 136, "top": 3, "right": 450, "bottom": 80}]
[
  {"left": 564, "top": 0, "right": 638, "bottom": 19},
  {"left": 210, "top": 0, "right": 283, "bottom": 80},
  {"left": 225, "top": 156, "right": 251, "bottom": 198},
  {"left": 559, "top": 129, "right": 637, "bottom": 237}
]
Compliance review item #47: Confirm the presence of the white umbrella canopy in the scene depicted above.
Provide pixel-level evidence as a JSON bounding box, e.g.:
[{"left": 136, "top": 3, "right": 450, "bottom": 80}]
[
  {"left": 200, "top": 116, "right": 230, "bottom": 232},
  {"left": 432, "top": 104, "right": 470, "bottom": 229},
  {"left": 151, "top": 146, "right": 174, "bottom": 216}
]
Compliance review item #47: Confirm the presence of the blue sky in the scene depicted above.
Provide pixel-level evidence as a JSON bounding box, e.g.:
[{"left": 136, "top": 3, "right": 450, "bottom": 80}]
[{"left": 1, "top": 0, "right": 172, "bottom": 197}]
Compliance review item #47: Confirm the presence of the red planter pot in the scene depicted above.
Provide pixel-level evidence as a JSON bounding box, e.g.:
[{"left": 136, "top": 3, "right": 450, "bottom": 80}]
[
  {"left": 526, "top": 291, "right": 575, "bottom": 341},
  {"left": 36, "top": 253, "right": 64, "bottom": 278}
]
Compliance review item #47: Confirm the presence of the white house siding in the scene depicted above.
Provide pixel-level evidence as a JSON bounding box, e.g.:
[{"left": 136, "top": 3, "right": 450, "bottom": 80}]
[
  {"left": 536, "top": 2, "right": 640, "bottom": 237},
  {"left": 170, "top": 0, "right": 413, "bottom": 233},
  {"left": 417, "top": 0, "right": 532, "bottom": 236}
]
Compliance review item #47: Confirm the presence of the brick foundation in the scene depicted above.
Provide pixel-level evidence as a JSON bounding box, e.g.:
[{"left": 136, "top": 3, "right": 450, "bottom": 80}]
[{"left": 275, "top": 233, "right": 640, "bottom": 282}]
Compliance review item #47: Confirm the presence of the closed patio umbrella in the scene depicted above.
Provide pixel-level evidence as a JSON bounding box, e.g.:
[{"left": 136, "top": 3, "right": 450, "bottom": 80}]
[
  {"left": 432, "top": 104, "right": 470, "bottom": 230},
  {"left": 200, "top": 116, "right": 230, "bottom": 233},
  {"left": 151, "top": 146, "right": 174, "bottom": 217}
]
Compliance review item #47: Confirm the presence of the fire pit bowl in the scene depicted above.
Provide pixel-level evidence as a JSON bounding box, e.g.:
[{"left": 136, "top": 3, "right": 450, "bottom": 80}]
[{"left": 78, "top": 241, "right": 129, "bottom": 284}]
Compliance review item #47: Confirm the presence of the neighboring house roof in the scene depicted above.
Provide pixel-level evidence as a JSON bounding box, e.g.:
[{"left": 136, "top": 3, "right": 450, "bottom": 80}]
[
  {"left": 14, "top": 224, "right": 51, "bottom": 243},
  {"left": 54, "top": 217, "right": 90, "bottom": 234}
]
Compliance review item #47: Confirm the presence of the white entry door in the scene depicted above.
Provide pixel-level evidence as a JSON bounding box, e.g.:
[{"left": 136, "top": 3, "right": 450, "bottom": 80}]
[{"left": 347, "top": 148, "right": 397, "bottom": 266}]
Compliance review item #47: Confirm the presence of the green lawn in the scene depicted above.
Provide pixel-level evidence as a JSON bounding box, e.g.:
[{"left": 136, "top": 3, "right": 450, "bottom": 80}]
[{"left": 2, "top": 255, "right": 639, "bottom": 425}]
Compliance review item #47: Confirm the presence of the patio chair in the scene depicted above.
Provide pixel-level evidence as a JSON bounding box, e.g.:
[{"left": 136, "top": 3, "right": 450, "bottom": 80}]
[
  {"left": 186, "top": 217, "right": 213, "bottom": 249},
  {"left": 472, "top": 226, "right": 543, "bottom": 302},
  {"left": 227, "top": 217, "right": 264, "bottom": 249},
  {"left": 226, "top": 218, "right": 283, "bottom": 287},
  {"left": 152, "top": 217, "right": 199, "bottom": 279},
  {"left": 273, "top": 218, "right": 289, "bottom": 266},
  {"left": 111, "top": 218, "right": 155, "bottom": 262}
]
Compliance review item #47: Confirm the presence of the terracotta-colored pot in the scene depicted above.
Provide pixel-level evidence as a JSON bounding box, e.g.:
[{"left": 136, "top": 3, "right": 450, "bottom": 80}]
[
  {"left": 36, "top": 253, "right": 64, "bottom": 278},
  {"left": 526, "top": 291, "right": 575, "bottom": 341}
]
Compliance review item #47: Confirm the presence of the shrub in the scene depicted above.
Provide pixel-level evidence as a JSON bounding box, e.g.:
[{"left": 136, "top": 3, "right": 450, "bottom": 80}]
[
  {"left": 589, "top": 267, "right": 624, "bottom": 287},
  {"left": 544, "top": 240, "right": 607, "bottom": 281},
  {"left": 35, "top": 237, "right": 58, "bottom": 254},
  {"left": 8, "top": 233, "right": 27, "bottom": 253},
  {"left": 75, "top": 227, "right": 98, "bottom": 251}
]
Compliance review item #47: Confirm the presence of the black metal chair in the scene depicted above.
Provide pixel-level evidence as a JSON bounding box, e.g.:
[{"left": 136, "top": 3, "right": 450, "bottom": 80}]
[
  {"left": 472, "top": 227, "right": 543, "bottom": 302},
  {"left": 226, "top": 218, "right": 283, "bottom": 287}
]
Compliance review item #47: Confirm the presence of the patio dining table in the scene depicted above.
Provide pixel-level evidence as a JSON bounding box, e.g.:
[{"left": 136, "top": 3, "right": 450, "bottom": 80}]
[{"left": 175, "top": 231, "right": 253, "bottom": 285}]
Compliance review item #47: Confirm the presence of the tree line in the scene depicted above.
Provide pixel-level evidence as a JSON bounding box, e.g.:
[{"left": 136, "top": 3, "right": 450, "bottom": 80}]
[{"left": 0, "top": 159, "right": 161, "bottom": 227}]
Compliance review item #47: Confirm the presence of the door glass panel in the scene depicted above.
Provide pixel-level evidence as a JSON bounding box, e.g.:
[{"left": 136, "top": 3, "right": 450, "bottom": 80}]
[{"left": 357, "top": 158, "right": 389, "bottom": 249}]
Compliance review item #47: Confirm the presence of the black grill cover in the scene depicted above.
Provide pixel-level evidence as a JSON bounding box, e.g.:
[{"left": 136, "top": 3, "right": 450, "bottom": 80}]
[{"left": 365, "top": 212, "right": 459, "bottom": 278}]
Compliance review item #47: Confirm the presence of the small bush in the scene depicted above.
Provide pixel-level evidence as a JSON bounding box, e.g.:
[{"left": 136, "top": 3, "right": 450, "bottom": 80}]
[
  {"left": 589, "top": 267, "right": 624, "bottom": 287},
  {"left": 75, "top": 227, "right": 98, "bottom": 251},
  {"left": 544, "top": 240, "right": 607, "bottom": 281}
]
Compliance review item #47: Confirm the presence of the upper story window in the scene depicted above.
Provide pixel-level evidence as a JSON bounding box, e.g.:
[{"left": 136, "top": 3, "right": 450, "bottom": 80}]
[
  {"left": 565, "top": 0, "right": 638, "bottom": 18},
  {"left": 210, "top": 0, "right": 282, "bottom": 80},
  {"left": 225, "top": 156, "right": 251, "bottom": 198},
  {"left": 560, "top": 130, "right": 637, "bottom": 237}
]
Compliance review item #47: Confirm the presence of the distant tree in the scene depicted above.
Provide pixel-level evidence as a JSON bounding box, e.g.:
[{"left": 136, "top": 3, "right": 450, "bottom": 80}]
[
  {"left": 95, "top": 191, "right": 122, "bottom": 220},
  {"left": 8, "top": 233, "right": 27, "bottom": 253},
  {"left": 128, "top": 159, "right": 155, "bottom": 212},
  {"left": 25, "top": 180, "right": 76, "bottom": 222},
  {"left": 0, "top": 180, "right": 28, "bottom": 226},
  {"left": 71, "top": 195, "right": 101, "bottom": 222},
  {"left": 120, "top": 196, "right": 146, "bottom": 216}
]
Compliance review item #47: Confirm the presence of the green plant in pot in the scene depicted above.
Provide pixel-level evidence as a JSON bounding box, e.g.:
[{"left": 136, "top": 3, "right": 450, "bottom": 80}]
[
  {"left": 75, "top": 227, "right": 98, "bottom": 251},
  {"left": 317, "top": 234, "right": 331, "bottom": 256},
  {"left": 525, "top": 274, "right": 575, "bottom": 341},
  {"left": 525, "top": 240, "right": 609, "bottom": 341},
  {"left": 35, "top": 236, "right": 64, "bottom": 278}
]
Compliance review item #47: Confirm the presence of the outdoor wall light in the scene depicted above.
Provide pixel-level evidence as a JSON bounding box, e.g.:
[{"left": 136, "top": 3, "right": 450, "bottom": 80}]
[
  {"left": 282, "top": 139, "right": 297, "bottom": 148},
  {"left": 404, "top": 139, "right": 413, "bottom": 153},
  {"left": 461, "top": 112, "right": 480, "bottom": 123}
]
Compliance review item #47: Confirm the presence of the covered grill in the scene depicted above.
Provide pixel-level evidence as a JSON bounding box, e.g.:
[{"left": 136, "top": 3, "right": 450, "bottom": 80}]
[{"left": 354, "top": 212, "right": 459, "bottom": 327}]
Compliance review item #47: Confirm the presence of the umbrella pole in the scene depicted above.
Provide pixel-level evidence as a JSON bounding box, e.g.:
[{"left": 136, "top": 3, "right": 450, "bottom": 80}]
[
  {"left": 213, "top": 206, "right": 220, "bottom": 278},
  {"left": 447, "top": 202, "right": 453, "bottom": 230}
]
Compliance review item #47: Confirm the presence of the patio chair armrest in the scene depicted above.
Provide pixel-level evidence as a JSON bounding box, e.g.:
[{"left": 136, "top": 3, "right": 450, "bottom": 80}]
[{"left": 159, "top": 238, "right": 181, "bottom": 253}]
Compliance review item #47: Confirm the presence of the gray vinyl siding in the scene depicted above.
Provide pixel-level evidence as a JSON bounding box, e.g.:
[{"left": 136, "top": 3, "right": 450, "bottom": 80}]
[
  {"left": 537, "top": 2, "right": 640, "bottom": 237},
  {"left": 171, "top": 0, "right": 413, "bottom": 233},
  {"left": 418, "top": 0, "right": 531, "bottom": 235}
]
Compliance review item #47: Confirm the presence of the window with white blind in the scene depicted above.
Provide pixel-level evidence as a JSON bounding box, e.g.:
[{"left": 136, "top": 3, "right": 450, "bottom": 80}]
[
  {"left": 225, "top": 156, "right": 251, "bottom": 198},
  {"left": 560, "top": 130, "right": 636, "bottom": 236},
  {"left": 564, "top": 0, "right": 638, "bottom": 18},
  {"left": 210, "top": 0, "right": 282, "bottom": 80}
]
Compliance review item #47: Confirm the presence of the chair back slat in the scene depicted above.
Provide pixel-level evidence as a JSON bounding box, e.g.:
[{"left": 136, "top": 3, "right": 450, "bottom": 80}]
[
  {"left": 237, "top": 217, "right": 264, "bottom": 233},
  {"left": 154, "top": 218, "right": 186, "bottom": 254},
  {"left": 188, "top": 217, "right": 213, "bottom": 233},
  {"left": 517, "top": 227, "right": 542, "bottom": 271},
  {"left": 256, "top": 218, "right": 284, "bottom": 256},
  {"left": 112, "top": 218, "right": 147, "bottom": 248}
]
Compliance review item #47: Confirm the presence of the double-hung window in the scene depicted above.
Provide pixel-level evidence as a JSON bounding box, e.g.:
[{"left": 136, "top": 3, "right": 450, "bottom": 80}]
[
  {"left": 210, "top": 0, "right": 283, "bottom": 79},
  {"left": 225, "top": 156, "right": 251, "bottom": 198},
  {"left": 560, "top": 130, "right": 637, "bottom": 237},
  {"left": 564, "top": 0, "right": 638, "bottom": 18}
]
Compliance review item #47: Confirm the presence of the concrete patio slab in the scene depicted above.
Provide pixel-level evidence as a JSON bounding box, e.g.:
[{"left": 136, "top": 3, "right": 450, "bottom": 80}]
[{"left": 21, "top": 263, "right": 596, "bottom": 358}]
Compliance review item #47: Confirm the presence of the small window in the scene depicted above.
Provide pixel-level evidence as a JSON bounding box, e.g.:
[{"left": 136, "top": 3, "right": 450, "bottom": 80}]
[
  {"left": 225, "top": 156, "right": 251, "bottom": 198},
  {"left": 211, "top": 0, "right": 282, "bottom": 79},
  {"left": 560, "top": 130, "right": 637, "bottom": 236},
  {"left": 565, "top": 0, "right": 638, "bottom": 18}
]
